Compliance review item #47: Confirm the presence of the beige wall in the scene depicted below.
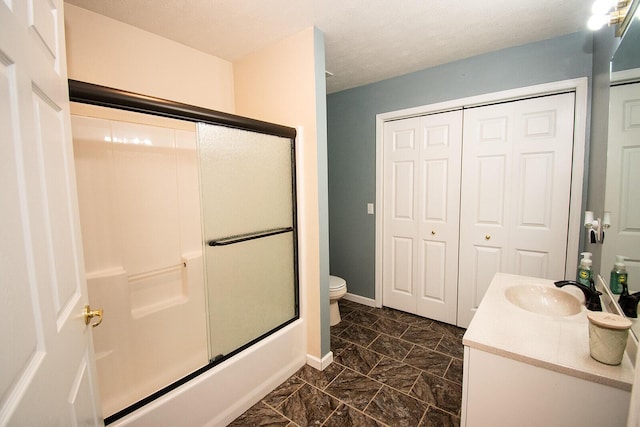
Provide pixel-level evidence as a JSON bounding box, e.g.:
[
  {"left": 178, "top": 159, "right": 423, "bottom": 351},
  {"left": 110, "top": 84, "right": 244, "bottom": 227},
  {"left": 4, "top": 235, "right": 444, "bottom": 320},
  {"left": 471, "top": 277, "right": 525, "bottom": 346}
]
[
  {"left": 234, "top": 27, "right": 326, "bottom": 361},
  {"left": 64, "top": 3, "right": 235, "bottom": 113}
]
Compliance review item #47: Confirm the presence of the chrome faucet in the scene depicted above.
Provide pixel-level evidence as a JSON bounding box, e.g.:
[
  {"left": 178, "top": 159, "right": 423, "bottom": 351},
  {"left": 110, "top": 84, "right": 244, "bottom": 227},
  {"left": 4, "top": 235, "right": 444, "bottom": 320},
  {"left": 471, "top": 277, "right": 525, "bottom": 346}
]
[{"left": 554, "top": 280, "right": 602, "bottom": 311}]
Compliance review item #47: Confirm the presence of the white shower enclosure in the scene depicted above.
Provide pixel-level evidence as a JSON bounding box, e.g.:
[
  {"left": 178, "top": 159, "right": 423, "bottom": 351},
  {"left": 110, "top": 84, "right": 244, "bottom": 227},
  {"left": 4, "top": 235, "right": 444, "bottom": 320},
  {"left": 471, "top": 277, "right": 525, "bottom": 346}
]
[{"left": 69, "top": 80, "right": 299, "bottom": 423}]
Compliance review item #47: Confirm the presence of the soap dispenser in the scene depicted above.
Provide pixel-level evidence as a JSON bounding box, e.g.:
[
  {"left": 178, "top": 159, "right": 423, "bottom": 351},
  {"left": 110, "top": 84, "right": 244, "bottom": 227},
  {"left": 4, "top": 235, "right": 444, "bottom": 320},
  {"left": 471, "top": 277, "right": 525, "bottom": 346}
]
[
  {"left": 609, "top": 255, "right": 628, "bottom": 295},
  {"left": 577, "top": 252, "right": 593, "bottom": 288}
]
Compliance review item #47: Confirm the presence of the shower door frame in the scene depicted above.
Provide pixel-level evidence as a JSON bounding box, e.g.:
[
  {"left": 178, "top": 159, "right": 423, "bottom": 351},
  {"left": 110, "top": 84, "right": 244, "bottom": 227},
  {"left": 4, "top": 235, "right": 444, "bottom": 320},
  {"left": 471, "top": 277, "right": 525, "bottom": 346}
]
[{"left": 68, "top": 79, "right": 300, "bottom": 424}]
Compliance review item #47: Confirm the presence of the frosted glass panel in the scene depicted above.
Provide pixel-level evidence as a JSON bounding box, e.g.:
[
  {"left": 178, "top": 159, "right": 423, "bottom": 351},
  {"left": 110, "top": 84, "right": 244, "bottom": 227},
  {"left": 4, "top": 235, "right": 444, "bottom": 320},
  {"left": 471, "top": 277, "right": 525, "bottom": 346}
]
[
  {"left": 197, "top": 123, "right": 297, "bottom": 359},
  {"left": 198, "top": 124, "right": 294, "bottom": 237},
  {"left": 207, "top": 233, "right": 295, "bottom": 357}
]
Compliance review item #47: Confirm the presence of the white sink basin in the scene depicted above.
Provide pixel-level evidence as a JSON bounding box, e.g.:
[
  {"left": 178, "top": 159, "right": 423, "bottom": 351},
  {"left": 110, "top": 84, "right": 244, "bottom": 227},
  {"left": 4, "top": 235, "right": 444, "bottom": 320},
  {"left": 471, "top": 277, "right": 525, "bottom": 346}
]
[{"left": 505, "top": 285, "right": 582, "bottom": 316}]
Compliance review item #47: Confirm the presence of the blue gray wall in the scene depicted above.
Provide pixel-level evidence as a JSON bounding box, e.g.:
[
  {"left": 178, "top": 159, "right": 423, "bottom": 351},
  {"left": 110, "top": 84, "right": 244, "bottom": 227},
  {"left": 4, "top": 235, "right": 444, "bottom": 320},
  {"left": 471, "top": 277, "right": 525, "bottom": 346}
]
[
  {"left": 327, "top": 31, "right": 595, "bottom": 300},
  {"left": 313, "top": 27, "right": 332, "bottom": 357}
]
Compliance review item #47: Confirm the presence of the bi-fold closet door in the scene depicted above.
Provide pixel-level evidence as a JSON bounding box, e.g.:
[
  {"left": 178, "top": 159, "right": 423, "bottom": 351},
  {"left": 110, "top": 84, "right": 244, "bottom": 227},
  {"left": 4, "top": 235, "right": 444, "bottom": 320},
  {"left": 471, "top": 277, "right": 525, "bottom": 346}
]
[
  {"left": 383, "top": 111, "right": 463, "bottom": 325},
  {"left": 382, "top": 92, "right": 576, "bottom": 328}
]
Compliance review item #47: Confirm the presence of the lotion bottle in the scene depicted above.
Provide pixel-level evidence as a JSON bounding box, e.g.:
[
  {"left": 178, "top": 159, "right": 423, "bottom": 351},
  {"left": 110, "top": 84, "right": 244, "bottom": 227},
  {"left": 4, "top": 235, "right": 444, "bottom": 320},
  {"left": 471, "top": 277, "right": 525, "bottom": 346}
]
[
  {"left": 577, "top": 252, "right": 593, "bottom": 288},
  {"left": 610, "top": 255, "right": 628, "bottom": 295}
]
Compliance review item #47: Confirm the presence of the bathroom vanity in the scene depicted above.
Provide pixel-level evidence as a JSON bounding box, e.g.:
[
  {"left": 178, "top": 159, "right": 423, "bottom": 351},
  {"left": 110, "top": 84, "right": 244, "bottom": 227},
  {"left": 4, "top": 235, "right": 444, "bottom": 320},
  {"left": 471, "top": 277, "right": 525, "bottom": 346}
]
[{"left": 461, "top": 273, "right": 635, "bottom": 427}]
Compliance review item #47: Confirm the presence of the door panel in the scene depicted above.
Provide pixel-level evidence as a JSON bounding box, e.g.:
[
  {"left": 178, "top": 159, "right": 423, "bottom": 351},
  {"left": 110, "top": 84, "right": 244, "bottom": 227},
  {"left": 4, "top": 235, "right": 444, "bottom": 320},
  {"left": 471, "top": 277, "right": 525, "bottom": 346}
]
[
  {"left": 392, "top": 237, "right": 414, "bottom": 295},
  {"left": 422, "top": 159, "right": 447, "bottom": 221},
  {"left": 0, "top": 1, "right": 102, "bottom": 424},
  {"left": 602, "top": 83, "right": 640, "bottom": 288},
  {"left": 383, "top": 111, "right": 461, "bottom": 322},
  {"left": 416, "top": 112, "right": 461, "bottom": 323},
  {"left": 393, "top": 161, "right": 415, "bottom": 220},
  {"left": 515, "top": 249, "right": 549, "bottom": 277},
  {"left": 458, "top": 93, "right": 575, "bottom": 327},
  {"left": 472, "top": 246, "right": 502, "bottom": 308},
  {"left": 33, "top": 90, "right": 82, "bottom": 315},
  {"left": 509, "top": 95, "right": 574, "bottom": 280},
  {"left": 421, "top": 240, "right": 446, "bottom": 301},
  {"left": 518, "top": 153, "right": 553, "bottom": 227},
  {"left": 475, "top": 155, "right": 507, "bottom": 225},
  {"left": 383, "top": 118, "right": 420, "bottom": 312}
]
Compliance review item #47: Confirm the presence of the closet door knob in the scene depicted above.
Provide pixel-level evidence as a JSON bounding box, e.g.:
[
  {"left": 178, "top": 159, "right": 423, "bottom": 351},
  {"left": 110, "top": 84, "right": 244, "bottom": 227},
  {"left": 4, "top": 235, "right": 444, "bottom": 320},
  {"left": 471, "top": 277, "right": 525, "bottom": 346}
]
[
  {"left": 485, "top": 234, "right": 491, "bottom": 240},
  {"left": 431, "top": 230, "right": 436, "bottom": 235}
]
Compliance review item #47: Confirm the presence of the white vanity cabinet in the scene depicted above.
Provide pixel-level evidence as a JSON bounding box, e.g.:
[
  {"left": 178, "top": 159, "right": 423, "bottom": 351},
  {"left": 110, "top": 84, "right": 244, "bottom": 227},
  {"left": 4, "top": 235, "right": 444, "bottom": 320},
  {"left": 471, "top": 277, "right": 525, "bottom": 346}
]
[
  {"left": 461, "top": 273, "right": 634, "bottom": 427},
  {"left": 462, "top": 347, "right": 630, "bottom": 426}
]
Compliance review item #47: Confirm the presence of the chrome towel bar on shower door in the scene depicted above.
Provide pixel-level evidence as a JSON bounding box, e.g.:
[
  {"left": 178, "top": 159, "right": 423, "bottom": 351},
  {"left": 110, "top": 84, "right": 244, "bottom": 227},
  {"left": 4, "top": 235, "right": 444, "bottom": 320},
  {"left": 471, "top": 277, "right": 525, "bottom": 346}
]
[{"left": 208, "top": 227, "right": 293, "bottom": 247}]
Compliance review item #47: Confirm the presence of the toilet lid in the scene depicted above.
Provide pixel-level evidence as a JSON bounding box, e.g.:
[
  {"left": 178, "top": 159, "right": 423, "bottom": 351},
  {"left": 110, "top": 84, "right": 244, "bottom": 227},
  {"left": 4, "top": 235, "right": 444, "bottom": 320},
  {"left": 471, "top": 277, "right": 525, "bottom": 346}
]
[{"left": 329, "top": 275, "right": 346, "bottom": 291}]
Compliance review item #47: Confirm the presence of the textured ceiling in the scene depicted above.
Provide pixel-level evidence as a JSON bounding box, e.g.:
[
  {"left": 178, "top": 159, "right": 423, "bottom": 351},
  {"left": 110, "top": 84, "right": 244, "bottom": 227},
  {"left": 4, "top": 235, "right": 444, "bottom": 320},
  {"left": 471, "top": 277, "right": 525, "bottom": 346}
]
[{"left": 64, "top": 0, "right": 593, "bottom": 93}]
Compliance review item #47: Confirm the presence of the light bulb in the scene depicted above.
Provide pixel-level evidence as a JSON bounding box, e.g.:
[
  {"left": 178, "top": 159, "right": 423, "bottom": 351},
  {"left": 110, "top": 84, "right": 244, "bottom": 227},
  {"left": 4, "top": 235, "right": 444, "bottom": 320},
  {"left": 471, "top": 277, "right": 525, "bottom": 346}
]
[
  {"left": 588, "top": 14, "right": 610, "bottom": 30},
  {"left": 592, "top": 0, "right": 615, "bottom": 15}
]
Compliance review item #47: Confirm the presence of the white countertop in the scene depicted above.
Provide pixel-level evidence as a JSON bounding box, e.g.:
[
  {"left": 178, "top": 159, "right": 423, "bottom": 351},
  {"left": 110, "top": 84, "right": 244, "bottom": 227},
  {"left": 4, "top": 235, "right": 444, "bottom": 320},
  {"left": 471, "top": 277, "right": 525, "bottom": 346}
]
[{"left": 463, "top": 273, "right": 635, "bottom": 391}]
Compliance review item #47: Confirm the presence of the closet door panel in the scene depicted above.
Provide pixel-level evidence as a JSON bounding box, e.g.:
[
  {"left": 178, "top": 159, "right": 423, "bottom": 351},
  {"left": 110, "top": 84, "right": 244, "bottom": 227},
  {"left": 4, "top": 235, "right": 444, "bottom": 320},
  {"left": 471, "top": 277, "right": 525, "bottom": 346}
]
[
  {"left": 393, "top": 161, "right": 416, "bottom": 221},
  {"left": 475, "top": 155, "right": 507, "bottom": 225},
  {"left": 383, "top": 111, "right": 462, "bottom": 322},
  {"left": 391, "top": 237, "right": 415, "bottom": 296},
  {"left": 515, "top": 249, "right": 549, "bottom": 278},
  {"left": 510, "top": 93, "right": 575, "bottom": 279},
  {"left": 458, "top": 105, "right": 511, "bottom": 327},
  {"left": 420, "top": 240, "right": 446, "bottom": 301},
  {"left": 458, "top": 93, "right": 575, "bottom": 327},
  {"left": 416, "top": 111, "right": 462, "bottom": 323},
  {"left": 383, "top": 118, "right": 420, "bottom": 312},
  {"left": 471, "top": 246, "right": 503, "bottom": 308},
  {"left": 422, "top": 159, "right": 448, "bottom": 222}
]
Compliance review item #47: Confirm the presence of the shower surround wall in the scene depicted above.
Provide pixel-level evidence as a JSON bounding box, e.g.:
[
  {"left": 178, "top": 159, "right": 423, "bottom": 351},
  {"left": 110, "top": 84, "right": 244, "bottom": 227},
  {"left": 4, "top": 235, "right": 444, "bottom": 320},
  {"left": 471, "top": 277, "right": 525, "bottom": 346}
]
[{"left": 71, "top": 106, "right": 209, "bottom": 417}]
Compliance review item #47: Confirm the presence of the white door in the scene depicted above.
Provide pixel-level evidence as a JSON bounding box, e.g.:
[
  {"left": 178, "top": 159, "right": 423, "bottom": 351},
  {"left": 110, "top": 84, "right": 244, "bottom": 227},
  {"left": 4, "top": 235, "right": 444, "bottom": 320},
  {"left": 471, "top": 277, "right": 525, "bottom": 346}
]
[
  {"left": 602, "top": 82, "right": 640, "bottom": 286},
  {"left": 382, "top": 111, "right": 462, "bottom": 323},
  {"left": 0, "top": 1, "right": 102, "bottom": 425},
  {"left": 457, "top": 93, "right": 575, "bottom": 327}
]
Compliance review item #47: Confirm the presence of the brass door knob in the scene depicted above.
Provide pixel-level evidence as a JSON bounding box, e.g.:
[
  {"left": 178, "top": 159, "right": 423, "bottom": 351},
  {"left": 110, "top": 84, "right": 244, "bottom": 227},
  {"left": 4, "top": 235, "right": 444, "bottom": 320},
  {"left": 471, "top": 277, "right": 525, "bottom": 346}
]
[
  {"left": 431, "top": 230, "right": 436, "bottom": 235},
  {"left": 485, "top": 235, "right": 491, "bottom": 240},
  {"left": 83, "top": 305, "right": 104, "bottom": 328}
]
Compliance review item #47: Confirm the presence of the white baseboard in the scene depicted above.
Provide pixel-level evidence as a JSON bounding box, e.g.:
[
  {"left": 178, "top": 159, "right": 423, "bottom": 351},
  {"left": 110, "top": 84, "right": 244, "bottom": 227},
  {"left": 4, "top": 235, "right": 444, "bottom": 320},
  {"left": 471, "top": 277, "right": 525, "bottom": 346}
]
[
  {"left": 306, "top": 351, "right": 333, "bottom": 371},
  {"left": 343, "top": 292, "right": 377, "bottom": 307}
]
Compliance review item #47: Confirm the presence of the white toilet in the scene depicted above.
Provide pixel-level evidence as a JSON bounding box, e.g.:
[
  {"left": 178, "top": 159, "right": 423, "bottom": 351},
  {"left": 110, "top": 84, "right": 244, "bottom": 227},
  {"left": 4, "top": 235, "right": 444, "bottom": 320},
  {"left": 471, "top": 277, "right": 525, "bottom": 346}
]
[{"left": 329, "top": 275, "right": 347, "bottom": 326}]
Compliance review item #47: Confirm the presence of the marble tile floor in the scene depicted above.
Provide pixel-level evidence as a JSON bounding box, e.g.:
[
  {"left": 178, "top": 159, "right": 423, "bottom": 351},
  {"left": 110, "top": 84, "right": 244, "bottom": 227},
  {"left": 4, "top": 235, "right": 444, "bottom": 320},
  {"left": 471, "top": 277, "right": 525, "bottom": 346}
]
[{"left": 229, "top": 300, "right": 465, "bottom": 427}]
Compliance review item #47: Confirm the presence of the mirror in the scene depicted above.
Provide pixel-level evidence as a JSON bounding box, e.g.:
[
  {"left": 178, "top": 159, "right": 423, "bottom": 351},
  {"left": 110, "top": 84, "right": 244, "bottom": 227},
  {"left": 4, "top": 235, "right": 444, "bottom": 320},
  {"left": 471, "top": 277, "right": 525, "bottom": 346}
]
[{"left": 603, "top": 6, "right": 640, "bottom": 339}]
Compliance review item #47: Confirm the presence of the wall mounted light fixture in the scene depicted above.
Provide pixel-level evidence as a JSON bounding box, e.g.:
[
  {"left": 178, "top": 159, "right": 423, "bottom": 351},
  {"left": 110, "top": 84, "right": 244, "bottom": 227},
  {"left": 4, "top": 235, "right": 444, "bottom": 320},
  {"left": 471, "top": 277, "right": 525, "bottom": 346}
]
[
  {"left": 588, "top": 0, "right": 639, "bottom": 36},
  {"left": 585, "top": 211, "right": 611, "bottom": 244}
]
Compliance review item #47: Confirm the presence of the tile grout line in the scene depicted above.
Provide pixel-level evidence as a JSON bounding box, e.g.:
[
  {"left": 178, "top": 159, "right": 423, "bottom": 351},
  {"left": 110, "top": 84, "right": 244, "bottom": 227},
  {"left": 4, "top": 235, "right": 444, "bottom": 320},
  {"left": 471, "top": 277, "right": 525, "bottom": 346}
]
[
  {"left": 333, "top": 329, "right": 460, "bottom": 383},
  {"left": 333, "top": 328, "right": 462, "bottom": 388},
  {"left": 262, "top": 378, "right": 306, "bottom": 425},
  {"left": 328, "top": 302, "right": 465, "bottom": 420},
  {"left": 346, "top": 308, "right": 463, "bottom": 360},
  {"left": 359, "top": 386, "right": 384, "bottom": 424},
  {"left": 314, "top": 364, "right": 391, "bottom": 427},
  {"left": 417, "top": 403, "right": 432, "bottom": 426}
]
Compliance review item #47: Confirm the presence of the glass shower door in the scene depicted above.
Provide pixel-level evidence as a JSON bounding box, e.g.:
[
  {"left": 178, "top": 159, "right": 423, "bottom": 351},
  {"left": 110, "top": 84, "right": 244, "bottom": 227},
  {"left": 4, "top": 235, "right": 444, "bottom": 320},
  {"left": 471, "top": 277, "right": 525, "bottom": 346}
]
[{"left": 197, "top": 123, "right": 298, "bottom": 359}]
